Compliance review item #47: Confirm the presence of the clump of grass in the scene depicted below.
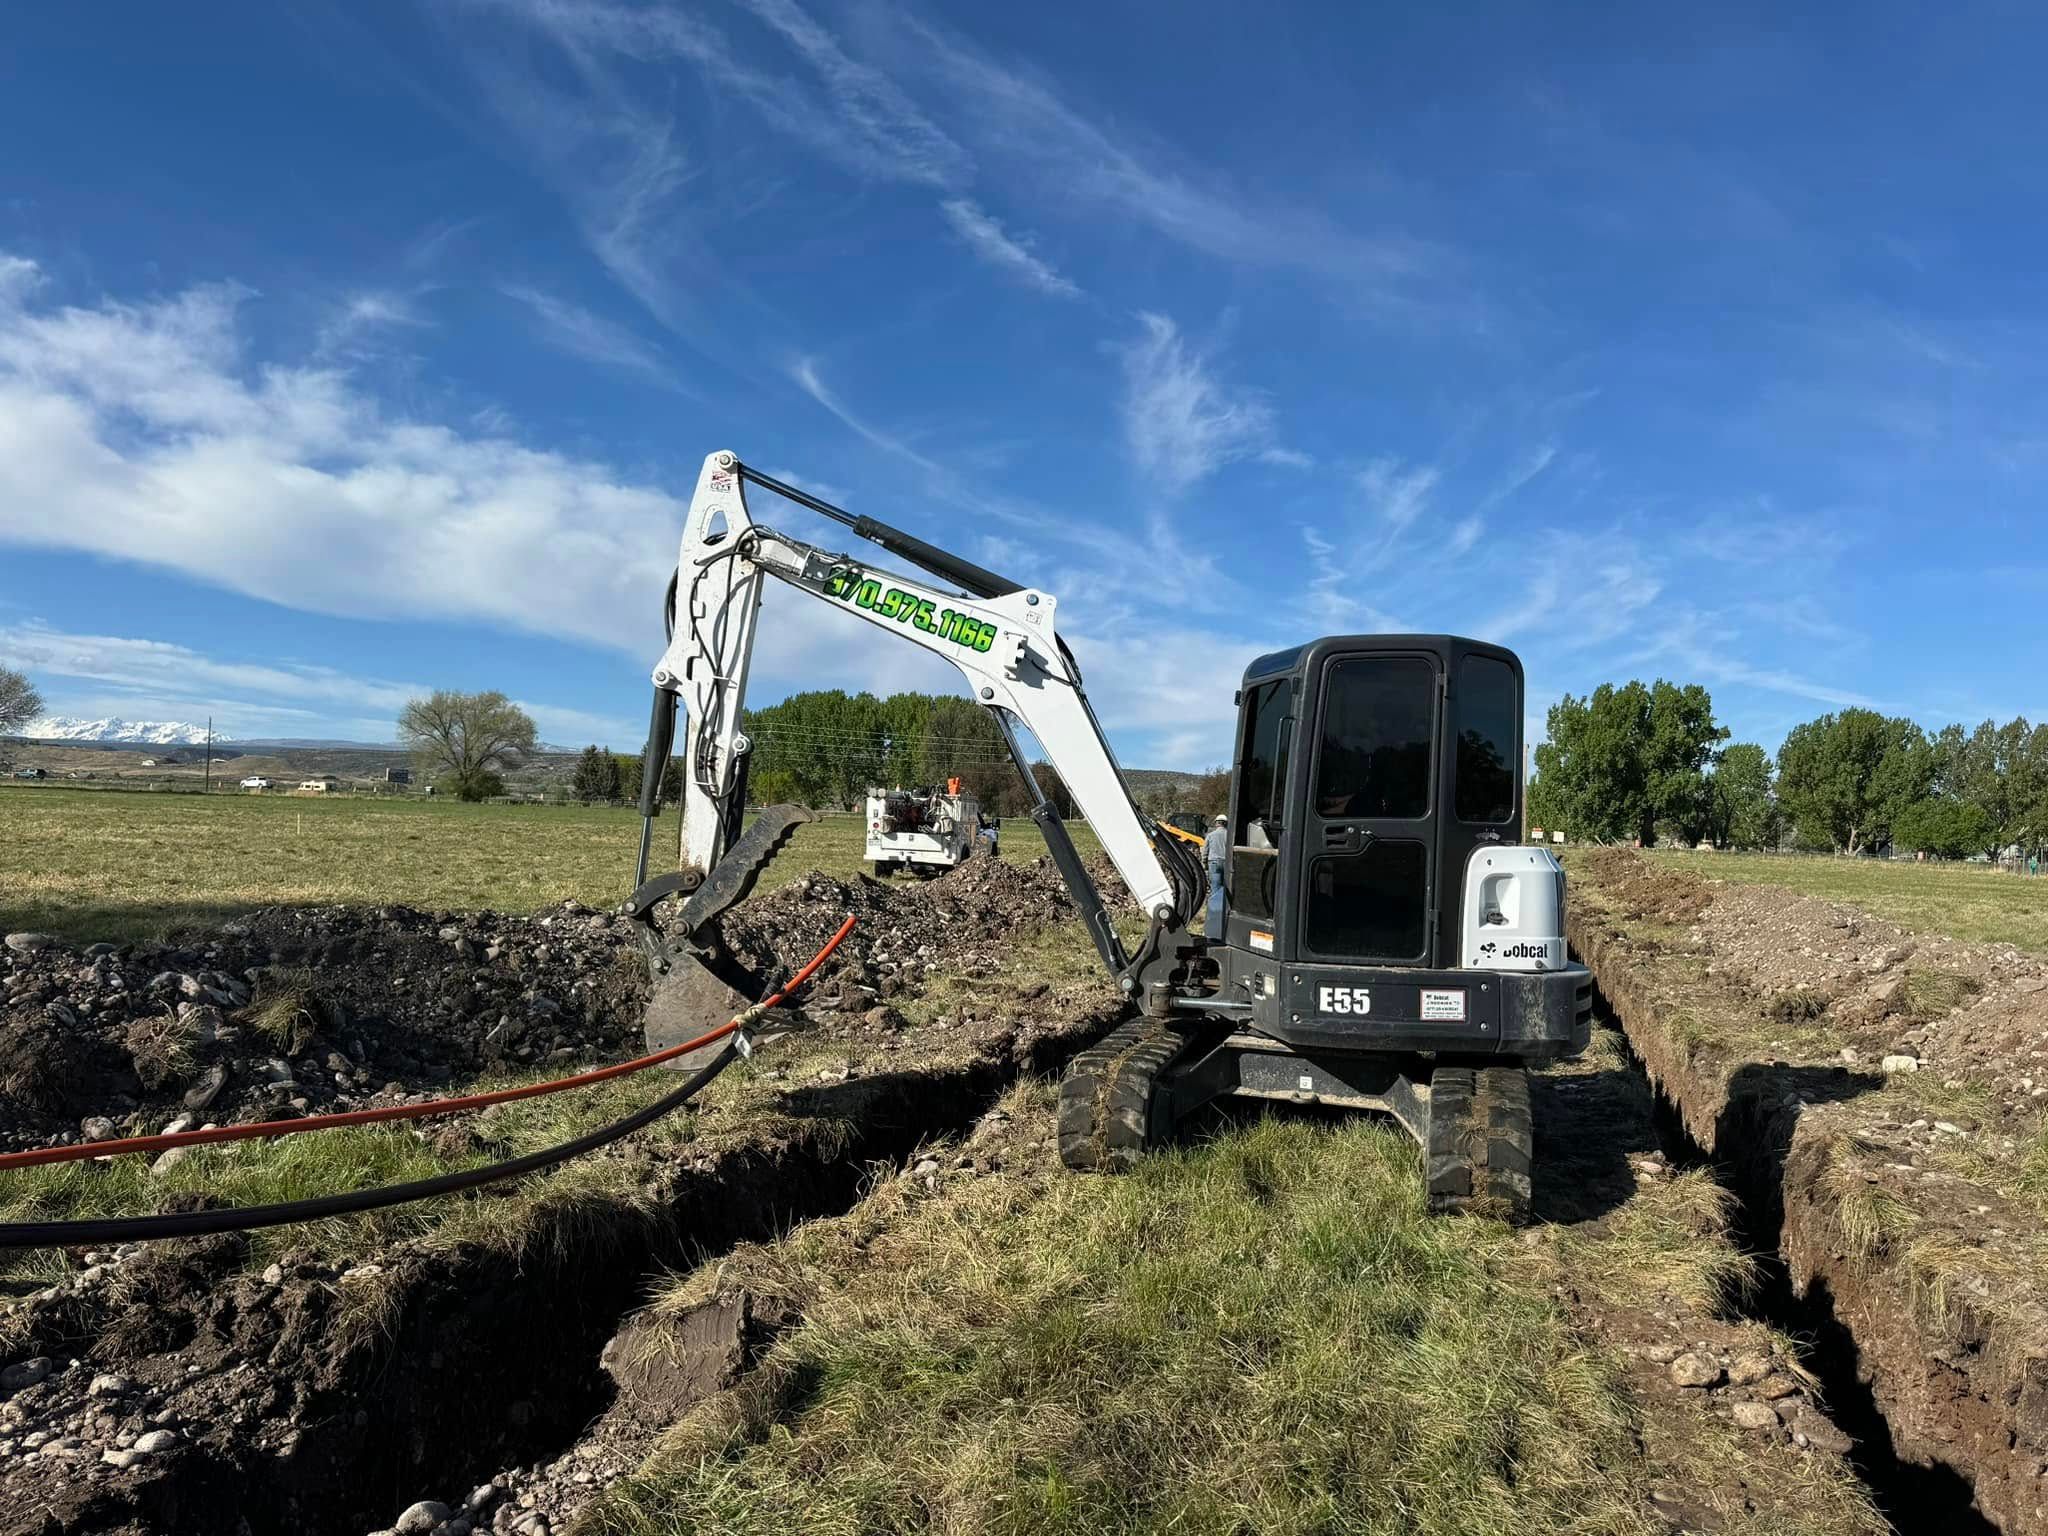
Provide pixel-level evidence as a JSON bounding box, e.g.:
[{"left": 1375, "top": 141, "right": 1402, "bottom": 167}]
[
  {"left": 1816, "top": 1137, "right": 1915, "bottom": 1263},
  {"left": 241, "top": 967, "right": 331, "bottom": 1054},
  {"left": 124, "top": 1007, "right": 200, "bottom": 1089},
  {"left": 1902, "top": 967, "right": 1981, "bottom": 1021},
  {"left": 590, "top": 1106, "right": 1655, "bottom": 1536},
  {"left": 1765, "top": 989, "right": 1828, "bottom": 1025},
  {"left": 1559, "top": 1169, "right": 1758, "bottom": 1315}
]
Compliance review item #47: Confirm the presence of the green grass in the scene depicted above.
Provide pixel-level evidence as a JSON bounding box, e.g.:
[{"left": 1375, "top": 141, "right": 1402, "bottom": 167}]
[
  {"left": 0, "top": 785, "right": 1099, "bottom": 944},
  {"left": 596, "top": 1110, "right": 1651, "bottom": 1536},
  {"left": 0, "top": 1053, "right": 730, "bottom": 1300},
  {"left": 1644, "top": 848, "right": 2048, "bottom": 954},
  {"left": 587, "top": 1090, "right": 1878, "bottom": 1536}
]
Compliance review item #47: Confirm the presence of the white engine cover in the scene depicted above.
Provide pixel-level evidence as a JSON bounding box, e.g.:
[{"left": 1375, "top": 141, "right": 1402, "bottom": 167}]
[{"left": 1460, "top": 845, "right": 1568, "bottom": 971}]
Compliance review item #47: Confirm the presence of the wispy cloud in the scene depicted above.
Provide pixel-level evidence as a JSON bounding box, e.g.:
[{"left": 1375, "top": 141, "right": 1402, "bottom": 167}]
[
  {"left": 789, "top": 356, "right": 945, "bottom": 476},
  {"left": 5, "top": 620, "right": 421, "bottom": 718},
  {"left": 1258, "top": 446, "right": 1315, "bottom": 470},
  {"left": 1645, "top": 610, "right": 1884, "bottom": 710},
  {"left": 733, "top": 0, "right": 970, "bottom": 186},
  {"left": 894, "top": 15, "right": 1445, "bottom": 303},
  {"left": 938, "top": 199, "right": 1078, "bottom": 297},
  {"left": 1118, "top": 313, "right": 1285, "bottom": 495},
  {"left": 1476, "top": 441, "right": 1557, "bottom": 513},
  {"left": 1301, "top": 525, "right": 1407, "bottom": 633},
  {"left": 1357, "top": 456, "right": 1441, "bottom": 531},
  {"left": 317, "top": 290, "right": 430, "bottom": 359},
  {"left": 498, "top": 284, "right": 677, "bottom": 384}
]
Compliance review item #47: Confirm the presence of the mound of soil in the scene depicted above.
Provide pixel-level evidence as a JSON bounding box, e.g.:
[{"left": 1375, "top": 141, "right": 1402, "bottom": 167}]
[
  {"left": 0, "top": 853, "right": 1115, "bottom": 1158},
  {"left": 0, "top": 905, "right": 646, "bottom": 1154},
  {"left": 1584, "top": 853, "right": 2048, "bottom": 1114}
]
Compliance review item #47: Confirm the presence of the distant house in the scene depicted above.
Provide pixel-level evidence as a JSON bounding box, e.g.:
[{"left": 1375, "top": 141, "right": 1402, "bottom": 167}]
[
  {"left": 385, "top": 766, "right": 412, "bottom": 785},
  {"left": 298, "top": 777, "right": 341, "bottom": 793}
]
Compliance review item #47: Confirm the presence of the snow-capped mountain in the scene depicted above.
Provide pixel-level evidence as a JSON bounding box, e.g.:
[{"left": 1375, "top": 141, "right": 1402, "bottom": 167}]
[{"left": 25, "top": 717, "right": 233, "bottom": 746}]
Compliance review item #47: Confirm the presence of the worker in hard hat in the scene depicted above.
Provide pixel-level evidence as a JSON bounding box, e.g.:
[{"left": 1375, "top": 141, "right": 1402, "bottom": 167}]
[{"left": 1203, "top": 813, "right": 1229, "bottom": 934}]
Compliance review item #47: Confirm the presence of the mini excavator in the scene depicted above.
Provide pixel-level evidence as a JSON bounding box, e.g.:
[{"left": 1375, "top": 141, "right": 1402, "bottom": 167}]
[{"left": 623, "top": 452, "right": 1591, "bottom": 1219}]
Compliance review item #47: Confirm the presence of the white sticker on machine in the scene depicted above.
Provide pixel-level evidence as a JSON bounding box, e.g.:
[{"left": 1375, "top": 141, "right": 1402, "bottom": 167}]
[
  {"left": 1248, "top": 929, "right": 1274, "bottom": 953},
  {"left": 1420, "top": 988, "right": 1467, "bottom": 1022}
]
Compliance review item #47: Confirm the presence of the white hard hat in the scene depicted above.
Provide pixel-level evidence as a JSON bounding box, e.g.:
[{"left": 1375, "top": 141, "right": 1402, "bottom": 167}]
[{"left": 1213, "top": 813, "right": 1227, "bottom": 824}]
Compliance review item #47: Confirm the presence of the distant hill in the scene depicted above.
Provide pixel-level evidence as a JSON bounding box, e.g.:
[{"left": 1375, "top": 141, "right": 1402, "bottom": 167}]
[
  {"left": 27, "top": 717, "right": 231, "bottom": 746},
  {"left": 1124, "top": 768, "right": 1210, "bottom": 796}
]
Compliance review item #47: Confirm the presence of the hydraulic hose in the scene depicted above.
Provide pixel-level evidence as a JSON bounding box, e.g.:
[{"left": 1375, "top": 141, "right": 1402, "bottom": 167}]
[{"left": 0, "top": 915, "right": 856, "bottom": 1248}]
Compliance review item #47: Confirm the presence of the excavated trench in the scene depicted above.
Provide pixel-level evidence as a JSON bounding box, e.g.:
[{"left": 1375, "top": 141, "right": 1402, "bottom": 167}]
[
  {"left": 5, "top": 1024, "right": 1120, "bottom": 1536},
  {"left": 0, "top": 855, "right": 1132, "bottom": 1536},
  {"left": 1585, "top": 979, "right": 1997, "bottom": 1535}
]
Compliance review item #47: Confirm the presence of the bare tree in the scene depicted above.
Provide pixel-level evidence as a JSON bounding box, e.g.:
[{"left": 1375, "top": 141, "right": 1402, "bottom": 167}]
[
  {"left": 398, "top": 690, "right": 538, "bottom": 802},
  {"left": 0, "top": 666, "right": 42, "bottom": 734},
  {"left": 0, "top": 665, "right": 43, "bottom": 770}
]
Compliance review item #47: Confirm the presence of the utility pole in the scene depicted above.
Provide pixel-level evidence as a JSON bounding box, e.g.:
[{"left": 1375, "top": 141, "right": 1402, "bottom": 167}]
[{"left": 204, "top": 716, "right": 214, "bottom": 794}]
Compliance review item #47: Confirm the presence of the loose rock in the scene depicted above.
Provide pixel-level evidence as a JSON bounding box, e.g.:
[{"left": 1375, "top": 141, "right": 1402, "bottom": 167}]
[
  {"left": 1731, "top": 1401, "right": 1780, "bottom": 1432},
  {"left": 1790, "top": 1403, "right": 1854, "bottom": 1455},
  {"left": 1668, "top": 1352, "right": 1723, "bottom": 1389},
  {"left": 395, "top": 1500, "right": 452, "bottom": 1534}
]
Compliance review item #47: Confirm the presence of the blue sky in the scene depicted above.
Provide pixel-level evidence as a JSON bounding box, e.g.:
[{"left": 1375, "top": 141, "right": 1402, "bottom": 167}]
[{"left": 1, "top": 2, "right": 2042, "bottom": 768}]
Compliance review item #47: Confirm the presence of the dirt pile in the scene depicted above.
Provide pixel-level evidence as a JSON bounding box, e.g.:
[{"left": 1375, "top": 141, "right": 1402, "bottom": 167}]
[
  {"left": 1582, "top": 854, "right": 2048, "bottom": 1115},
  {"left": 0, "top": 904, "right": 645, "bottom": 1153},
  {"left": 0, "top": 852, "right": 1116, "bottom": 1158}
]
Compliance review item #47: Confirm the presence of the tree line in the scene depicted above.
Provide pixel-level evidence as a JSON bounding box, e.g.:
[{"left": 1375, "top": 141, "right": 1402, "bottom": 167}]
[
  {"left": 741, "top": 689, "right": 1080, "bottom": 817},
  {"left": 1528, "top": 681, "right": 2048, "bottom": 858}
]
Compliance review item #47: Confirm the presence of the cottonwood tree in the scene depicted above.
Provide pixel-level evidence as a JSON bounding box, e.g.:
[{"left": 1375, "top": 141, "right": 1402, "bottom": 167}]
[
  {"left": 399, "top": 690, "right": 538, "bottom": 803},
  {"left": 0, "top": 665, "right": 42, "bottom": 733},
  {"left": 1775, "top": 709, "right": 1930, "bottom": 854},
  {"left": 1528, "top": 680, "right": 1726, "bottom": 844},
  {"left": 1935, "top": 717, "right": 2048, "bottom": 855},
  {"left": 1708, "top": 743, "right": 1780, "bottom": 850},
  {"left": 1892, "top": 797, "right": 1996, "bottom": 859}
]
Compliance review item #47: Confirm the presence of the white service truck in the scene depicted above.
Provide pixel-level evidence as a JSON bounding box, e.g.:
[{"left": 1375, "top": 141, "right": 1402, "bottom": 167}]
[{"left": 864, "top": 785, "right": 979, "bottom": 877}]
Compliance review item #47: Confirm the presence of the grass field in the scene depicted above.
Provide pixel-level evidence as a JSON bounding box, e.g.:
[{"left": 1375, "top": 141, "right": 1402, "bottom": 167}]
[
  {"left": 1639, "top": 847, "right": 2048, "bottom": 954},
  {"left": 591, "top": 1066, "right": 1879, "bottom": 1536},
  {"left": 0, "top": 785, "right": 1098, "bottom": 943}
]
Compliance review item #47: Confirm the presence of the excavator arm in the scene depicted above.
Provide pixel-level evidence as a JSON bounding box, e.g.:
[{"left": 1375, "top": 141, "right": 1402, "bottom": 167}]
[{"left": 630, "top": 451, "right": 1206, "bottom": 1020}]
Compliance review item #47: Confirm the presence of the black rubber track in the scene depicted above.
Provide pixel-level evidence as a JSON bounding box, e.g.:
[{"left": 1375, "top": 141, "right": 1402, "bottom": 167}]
[
  {"left": 1057, "top": 1018, "right": 1180, "bottom": 1173},
  {"left": 1424, "top": 1064, "right": 1534, "bottom": 1222}
]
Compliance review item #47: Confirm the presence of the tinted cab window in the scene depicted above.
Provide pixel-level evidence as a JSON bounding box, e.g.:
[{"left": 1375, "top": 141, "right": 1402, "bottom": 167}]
[
  {"left": 1454, "top": 654, "right": 1518, "bottom": 824},
  {"left": 1314, "top": 656, "right": 1434, "bottom": 819},
  {"left": 1230, "top": 678, "right": 1291, "bottom": 921},
  {"left": 1302, "top": 655, "right": 1436, "bottom": 962}
]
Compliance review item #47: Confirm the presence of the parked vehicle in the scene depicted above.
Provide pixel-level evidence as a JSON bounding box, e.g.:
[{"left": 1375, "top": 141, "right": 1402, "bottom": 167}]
[{"left": 240, "top": 776, "right": 273, "bottom": 790}]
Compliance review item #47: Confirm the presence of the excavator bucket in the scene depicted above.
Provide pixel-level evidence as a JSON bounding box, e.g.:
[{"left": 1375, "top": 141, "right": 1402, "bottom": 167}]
[{"left": 624, "top": 804, "right": 817, "bottom": 1069}]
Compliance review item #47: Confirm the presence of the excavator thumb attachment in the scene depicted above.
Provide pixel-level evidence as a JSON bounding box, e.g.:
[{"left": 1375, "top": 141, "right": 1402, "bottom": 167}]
[{"left": 623, "top": 804, "right": 817, "bottom": 1068}]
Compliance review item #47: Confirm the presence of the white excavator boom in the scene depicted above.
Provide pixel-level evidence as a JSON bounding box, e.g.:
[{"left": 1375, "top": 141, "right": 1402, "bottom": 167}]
[{"left": 647, "top": 452, "right": 1189, "bottom": 938}]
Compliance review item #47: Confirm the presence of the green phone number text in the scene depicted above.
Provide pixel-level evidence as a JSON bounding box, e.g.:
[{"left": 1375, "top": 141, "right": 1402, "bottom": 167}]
[{"left": 827, "top": 571, "right": 997, "bottom": 653}]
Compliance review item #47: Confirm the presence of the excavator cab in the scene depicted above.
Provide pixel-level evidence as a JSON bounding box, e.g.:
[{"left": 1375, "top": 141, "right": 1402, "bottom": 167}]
[{"left": 1213, "top": 635, "right": 1583, "bottom": 1047}]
